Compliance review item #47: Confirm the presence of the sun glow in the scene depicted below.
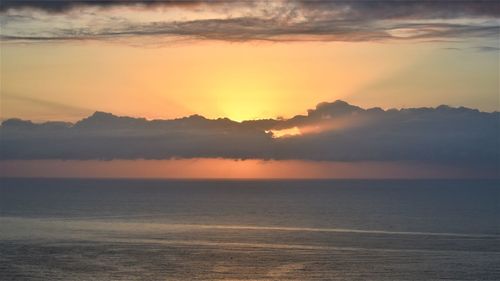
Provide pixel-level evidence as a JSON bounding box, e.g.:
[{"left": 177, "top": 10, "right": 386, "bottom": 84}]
[
  {"left": 2, "top": 40, "right": 497, "bottom": 122},
  {"left": 268, "top": 115, "right": 368, "bottom": 138},
  {"left": 268, "top": 127, "right": 302, "bottom": 138},
  {"left": 0, "top": 159, "right": 479, "bottom": 179},
  {"left": 203, "top": 58, "right": 282, "bottom": 121},
  {"left": 215, "top": 91, "right": 277, "bottom": 122}
]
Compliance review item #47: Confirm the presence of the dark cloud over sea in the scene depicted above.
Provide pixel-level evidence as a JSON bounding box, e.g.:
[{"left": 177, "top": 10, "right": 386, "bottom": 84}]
[{"left": 1, "top": 100, "right": 498, "bottom": 172}]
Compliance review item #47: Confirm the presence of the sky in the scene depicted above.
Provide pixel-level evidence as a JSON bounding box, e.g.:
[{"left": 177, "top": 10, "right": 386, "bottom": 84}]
[{"left": 0, "top": 1, "right": 499, "bottom": 178}]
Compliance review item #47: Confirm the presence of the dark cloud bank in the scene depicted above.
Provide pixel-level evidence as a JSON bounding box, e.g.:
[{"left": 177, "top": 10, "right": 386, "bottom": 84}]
[
  {"left": 2, "top": 0, "right": 498, "bottom": 17},
  {"left": 1, "top": 100, "right": 499, "bottom": 171},
  {"left": 1, "top": 1, "right": 499, "bottom": 43}
]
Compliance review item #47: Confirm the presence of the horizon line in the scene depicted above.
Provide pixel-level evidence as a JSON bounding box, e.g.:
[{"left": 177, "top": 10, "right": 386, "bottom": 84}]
[{"left": 2, "top": 176, "right": 499, "bottom": 181}]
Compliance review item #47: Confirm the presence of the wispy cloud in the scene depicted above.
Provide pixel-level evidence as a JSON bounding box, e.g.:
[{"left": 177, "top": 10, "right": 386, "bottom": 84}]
[
  {"left": 2, "top": 1, "right": 499, "bottom": 18},
  {"left": 1, "top": 1, "right": 499, "bottom": 43},
  {"left": 474, "top": 45, "right": 500, "bottom": 52}
]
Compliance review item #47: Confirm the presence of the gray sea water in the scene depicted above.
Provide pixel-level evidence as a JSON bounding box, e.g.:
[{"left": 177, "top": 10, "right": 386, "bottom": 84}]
[{"left": 0, "top": 178, "right": 499, "bottom": 280}]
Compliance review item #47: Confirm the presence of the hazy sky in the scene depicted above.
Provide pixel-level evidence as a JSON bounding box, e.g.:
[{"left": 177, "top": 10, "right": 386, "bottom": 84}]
[{"left": 1, "top": 1, "right": 499, "bottom": 122}]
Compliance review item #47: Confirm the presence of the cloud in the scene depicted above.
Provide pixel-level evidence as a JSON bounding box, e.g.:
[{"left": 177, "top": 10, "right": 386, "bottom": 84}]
[
  {"left": 474, "top": 46, "right": 500, "bottom": 52},
  {"left": 296, "top": 1, "right": 500, "bottom": 20},
  {"left": 2, "top": 1, "right": 499, "bottom": 18},
  {"left": 1, "top": 100, "right": 498, "bottom": 171},
  {"left": 0, "top": 0, "right": 205, "bottom": 12},
  {"left": 1, "top": 1, "right": 498, "bottom": 43}
]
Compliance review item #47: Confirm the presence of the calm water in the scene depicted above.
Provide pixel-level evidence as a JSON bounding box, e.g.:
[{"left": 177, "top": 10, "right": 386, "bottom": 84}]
[{"left": 1, "top": 178, "right": 499, "bottom": 280}]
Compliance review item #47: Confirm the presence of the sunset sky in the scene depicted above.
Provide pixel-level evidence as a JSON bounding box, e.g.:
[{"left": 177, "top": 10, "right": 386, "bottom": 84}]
[
  {"left": 1, "top": 1, "right": 499, "bottom": 122},
  {"left": 0, "top": 1, "right": 499, "bottom": 178}
]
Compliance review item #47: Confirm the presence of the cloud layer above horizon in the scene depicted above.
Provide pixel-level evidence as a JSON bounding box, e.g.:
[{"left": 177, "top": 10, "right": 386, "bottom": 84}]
[
  {"left": 1, "top": 0, "right": 499, "bottom": 44},
  {"left": 1, "top": 100, "right": 498, "bottom": 175}
]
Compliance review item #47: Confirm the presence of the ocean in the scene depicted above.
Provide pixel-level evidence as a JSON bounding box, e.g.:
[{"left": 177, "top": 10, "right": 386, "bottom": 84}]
[{"left": 1, "top": 178, "right": 499, "bottom": 280}]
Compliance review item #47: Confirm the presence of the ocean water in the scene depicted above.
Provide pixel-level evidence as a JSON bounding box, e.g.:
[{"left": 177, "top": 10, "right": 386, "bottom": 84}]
[{"left": 0, "top": 178, "right": 499, "bottom": 281}]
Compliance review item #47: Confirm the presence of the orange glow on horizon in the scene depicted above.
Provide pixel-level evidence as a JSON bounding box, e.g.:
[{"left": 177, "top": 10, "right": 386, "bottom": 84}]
[{"left": 0, "top": 159, "right": 490, "bottom": 179}]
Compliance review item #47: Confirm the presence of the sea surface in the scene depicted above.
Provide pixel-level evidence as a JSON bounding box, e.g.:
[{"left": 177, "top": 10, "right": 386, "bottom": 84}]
[{"left": 0, "top": 178, "right": 499, "bottom": 280}]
